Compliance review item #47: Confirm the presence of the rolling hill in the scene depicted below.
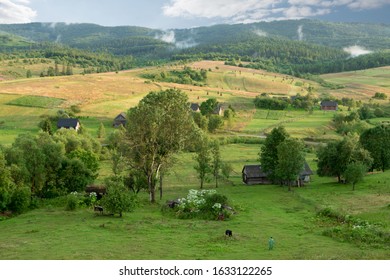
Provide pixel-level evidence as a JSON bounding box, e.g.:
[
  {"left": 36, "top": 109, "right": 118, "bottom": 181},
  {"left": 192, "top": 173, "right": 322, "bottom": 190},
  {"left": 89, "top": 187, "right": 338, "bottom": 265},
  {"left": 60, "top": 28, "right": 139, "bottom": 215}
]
[{"left": 1, "top": 19, "right": 390, "bottom": 76}]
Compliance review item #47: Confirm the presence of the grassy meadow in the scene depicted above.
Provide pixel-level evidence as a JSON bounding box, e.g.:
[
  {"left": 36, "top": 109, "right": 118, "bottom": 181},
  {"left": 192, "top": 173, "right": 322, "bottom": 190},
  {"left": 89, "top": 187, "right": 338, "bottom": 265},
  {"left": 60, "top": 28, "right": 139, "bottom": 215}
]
[
  {"left": 0, "top": 143, "right": 389, "bottom": 260},
  {"left": 0, "top": 61, "right": 389, "bottom": 260},
  {"left": 321, "top": 66, "right": 390, "bottom": 101}
]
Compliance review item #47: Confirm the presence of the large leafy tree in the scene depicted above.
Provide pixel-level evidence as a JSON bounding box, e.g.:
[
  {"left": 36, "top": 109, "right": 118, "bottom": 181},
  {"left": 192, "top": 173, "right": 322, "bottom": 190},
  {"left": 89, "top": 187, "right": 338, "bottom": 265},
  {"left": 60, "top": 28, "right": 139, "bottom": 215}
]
[
  {"left": 276, "top": 138, "right": 305, "bottom": 191},
  {"left": 6, "top": 134, "right": 46, "bottom": 197},
  {"left": 317, "top": 135, "right": 372, "bottom": 182},
  {"left": 124, "top": 89, "right": 195, "bottom": 203},
  {"left": 260, "top": 126, "right": 289, "bottom": 182},
  {"left": 360, "top": 125, "right": 390, "bottom": 172},
  {"left": 200, "top": 98, "right": 219, "bottom": 116}
]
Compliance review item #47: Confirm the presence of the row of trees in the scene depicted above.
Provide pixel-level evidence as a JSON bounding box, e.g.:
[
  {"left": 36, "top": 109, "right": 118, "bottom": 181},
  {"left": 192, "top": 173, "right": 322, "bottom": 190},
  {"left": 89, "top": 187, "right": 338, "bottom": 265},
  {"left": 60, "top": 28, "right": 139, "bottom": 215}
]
[
  {"left": 0, "top": 129, "right": 101, "bottom": 213},
  {"left": 260, "top": 123, "right": 389, "bottom": 191},
  {"left": 317, "top": 124, "right": 390, "bottom": 189}
]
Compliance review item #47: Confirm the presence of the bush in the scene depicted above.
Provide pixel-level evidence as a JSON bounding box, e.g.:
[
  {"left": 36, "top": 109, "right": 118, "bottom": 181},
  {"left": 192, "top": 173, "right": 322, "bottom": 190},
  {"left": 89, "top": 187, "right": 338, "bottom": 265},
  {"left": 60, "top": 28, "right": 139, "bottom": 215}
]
[
  {"left": 170, "top": 189, "right": 233, "bottom": 220},
  {"left": 101, "top": 177, "right": 137, "bottom": 217},
  {"left": 65, "top": 193, "right": 79, "bottom": 211},
  {"left": 8, "top": 186, "right": 31, "bottom": 214}
]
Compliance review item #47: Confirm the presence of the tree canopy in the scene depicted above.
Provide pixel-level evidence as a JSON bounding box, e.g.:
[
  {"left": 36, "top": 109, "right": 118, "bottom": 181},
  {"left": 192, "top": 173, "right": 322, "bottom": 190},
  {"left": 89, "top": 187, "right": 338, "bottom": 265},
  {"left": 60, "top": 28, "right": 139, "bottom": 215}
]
[
  {"left": 123, "top": 89, "right": 195, "bottom": 202},
  {"left": 360, "top": 125, "right": 390, "bottom": 172},
  {"left": 260, "top": 126, "right": 289, "bottom": 182}
]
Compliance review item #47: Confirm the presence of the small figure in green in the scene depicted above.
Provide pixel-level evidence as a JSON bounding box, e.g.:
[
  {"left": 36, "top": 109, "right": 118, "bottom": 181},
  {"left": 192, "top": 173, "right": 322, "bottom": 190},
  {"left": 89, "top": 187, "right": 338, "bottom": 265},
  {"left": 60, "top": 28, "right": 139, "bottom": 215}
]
[{"left": 268, "top": 237, "right": 275, "bottom": 250}]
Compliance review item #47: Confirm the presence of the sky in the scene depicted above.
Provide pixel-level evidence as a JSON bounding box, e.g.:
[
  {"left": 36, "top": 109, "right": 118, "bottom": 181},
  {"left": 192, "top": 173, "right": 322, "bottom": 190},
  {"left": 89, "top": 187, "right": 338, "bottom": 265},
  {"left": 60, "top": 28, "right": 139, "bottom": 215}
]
[{"left": 1, "top": 0, "right": 390, "bottom": 29}]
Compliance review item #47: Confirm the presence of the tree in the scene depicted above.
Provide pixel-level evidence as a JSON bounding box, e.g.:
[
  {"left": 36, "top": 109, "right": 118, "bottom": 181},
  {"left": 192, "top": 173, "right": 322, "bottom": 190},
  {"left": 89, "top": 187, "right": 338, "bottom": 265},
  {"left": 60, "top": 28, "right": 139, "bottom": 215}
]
[
  {"left": 192, "top": 112, "right": 209, "bottom": 131},
  {"left": 38, "top": 118, "right": 53, "bottom": 135},
  {"left": 344, "top": 162, "right": 366, "bottom": 191},
  {"left": 360, "top": 125, "right": 390, "bottom": 171},
  {"left": 200, "top": 98, "right": 218, "bottom": 116},
  {"left": 0, "top": 151, "right": 13, "bottom": 211},
  {"left": 317, "top": 135, "right": 373, "bottom": 182},
  {"left": 123, "top": 89, "right": 195, "bottom": 203},
  {"left": 276, "top": 138, "right": 305, "bottom": 191},
  {"left": 97, "top": 122, "right": 106, "bottom": 138},
  {"left": 101, "top": 177, "right": 136, "bottom": 217},
  {"left": 260, "top": 126, "right": 289, "bottom": 182},
  {"left": 208, "top": 115, "right": 224, "bottom": 133},
  {"left": 7, "top": 134, "right": 46, "bottom": 197},
  {"left": 194, "top": 135, "right": 211, "bottom": 189},
  {"left": 317, "top": 141, "right": 342, "bottom": 181},
  {"left": 210, "top": 139, "right": 222, "bottom": 188},
  {"left": 26, "top": 69, "right": 32, "bottom": 78}
]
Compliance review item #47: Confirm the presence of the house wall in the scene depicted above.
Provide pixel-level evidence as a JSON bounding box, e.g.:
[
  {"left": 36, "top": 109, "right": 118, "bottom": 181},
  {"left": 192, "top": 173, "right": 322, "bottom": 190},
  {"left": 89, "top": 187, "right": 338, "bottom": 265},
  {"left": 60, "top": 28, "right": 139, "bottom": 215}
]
[{"left": 321, "top": 106, "right": 337, "bottom": 111}]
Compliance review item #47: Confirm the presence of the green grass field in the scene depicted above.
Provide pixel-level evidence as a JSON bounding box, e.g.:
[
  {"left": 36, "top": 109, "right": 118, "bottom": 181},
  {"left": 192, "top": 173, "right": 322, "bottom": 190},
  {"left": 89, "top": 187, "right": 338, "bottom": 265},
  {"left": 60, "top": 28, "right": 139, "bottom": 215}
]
[
  {"left": 7, "top": 95, "right": 65, "bottom": 108},
  {"left": 0, "top": 144, "right": 389, "bottom": 260}
]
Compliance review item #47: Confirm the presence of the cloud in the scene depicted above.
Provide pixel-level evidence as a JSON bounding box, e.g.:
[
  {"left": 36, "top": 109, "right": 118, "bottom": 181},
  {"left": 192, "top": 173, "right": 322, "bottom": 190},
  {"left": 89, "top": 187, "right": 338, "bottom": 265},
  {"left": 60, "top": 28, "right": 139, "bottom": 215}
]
[
  {"left": 297, "top": 25, "right": 304, "bottom": 41},
  {"left": 253, "top": 29, "right": 268, "bottom": 37},
  {"left": 0, "top": 0, "right": 36, "bottom": 23},
  {"left": 162, "top": 0, "right": 390, "bottom": 23},
  {"left": 343, "top": 45, "right": 373, "bottom": 57},
  {"left": 155, "top": 30, "right": 198, "bottom": 49}
]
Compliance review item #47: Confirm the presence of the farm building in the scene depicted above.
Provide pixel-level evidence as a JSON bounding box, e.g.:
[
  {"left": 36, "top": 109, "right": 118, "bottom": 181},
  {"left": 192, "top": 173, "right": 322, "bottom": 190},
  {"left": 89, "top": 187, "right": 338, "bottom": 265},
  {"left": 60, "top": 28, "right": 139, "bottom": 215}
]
[
  {"left": 320, "top": 101, "right": 338, "bottom": 111},
  {"left": 57, "top": 118, "right": 80, "bottom": 131},
  {"left": 242, "top": 165, "right": 271, "bottom": 185},
  {"left": 190, "top": 103, "right": 200, "bottom": 112},
  {"left": 113, "top": 112, "right": 127, "bottom": 127},
  {"left": 242, "top": 162, "right": 313, "bottom": 186},
  {"left": 213, "top": 104, "right": 224, "bottom": 116}
]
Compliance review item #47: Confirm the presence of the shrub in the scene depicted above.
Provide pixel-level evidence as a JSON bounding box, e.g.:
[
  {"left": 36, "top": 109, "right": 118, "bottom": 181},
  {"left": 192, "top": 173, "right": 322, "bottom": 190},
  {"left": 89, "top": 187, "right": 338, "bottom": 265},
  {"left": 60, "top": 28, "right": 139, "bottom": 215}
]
[
  {"left": 171, "top": 189, "right": 233, "bottom": 220},
  {"left": 101, "top": 177, "right": 137, "bottom": 217},
  {"left": 8, "top": 186, "right": 31, "bottom": 214},
  {"left": 65, "top": 193, "right": 79, "bottom": 211}
]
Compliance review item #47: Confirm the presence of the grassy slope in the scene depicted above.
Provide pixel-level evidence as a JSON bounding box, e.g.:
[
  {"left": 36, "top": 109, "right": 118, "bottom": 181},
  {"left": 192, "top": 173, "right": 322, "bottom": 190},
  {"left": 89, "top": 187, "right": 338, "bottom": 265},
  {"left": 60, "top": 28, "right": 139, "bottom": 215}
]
[{"left": 321, "top": 66, "right": 390, "bottom": 101}]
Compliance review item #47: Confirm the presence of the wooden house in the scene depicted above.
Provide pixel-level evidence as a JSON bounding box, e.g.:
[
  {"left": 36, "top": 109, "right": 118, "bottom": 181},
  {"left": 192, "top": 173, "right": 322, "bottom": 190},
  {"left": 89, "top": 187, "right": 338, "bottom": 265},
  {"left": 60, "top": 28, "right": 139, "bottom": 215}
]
[
  {"left": 320, "top": 101, "right": 338, "bottom": 111},
  {"left": 213, "top": 104, "right": 224, "bottom": 116},
  {"left": 242, "top": 162, "right": 313, "bottom": 186},
  {"left": 242, "top": 165, "right": 271, "bottom": 185},
  {"left": 57, "top": 118, "right": 80, "bottom": 131},
  {"left": 113, "top": 112, "right": 127, "bottom": 127}
]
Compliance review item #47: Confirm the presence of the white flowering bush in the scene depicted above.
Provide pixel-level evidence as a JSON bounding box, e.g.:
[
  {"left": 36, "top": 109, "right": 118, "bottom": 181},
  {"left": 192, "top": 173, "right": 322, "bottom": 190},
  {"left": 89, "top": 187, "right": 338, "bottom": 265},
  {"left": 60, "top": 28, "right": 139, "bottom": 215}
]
[{"left": 172, "top": 189, "right": 232, "bottom": 220}]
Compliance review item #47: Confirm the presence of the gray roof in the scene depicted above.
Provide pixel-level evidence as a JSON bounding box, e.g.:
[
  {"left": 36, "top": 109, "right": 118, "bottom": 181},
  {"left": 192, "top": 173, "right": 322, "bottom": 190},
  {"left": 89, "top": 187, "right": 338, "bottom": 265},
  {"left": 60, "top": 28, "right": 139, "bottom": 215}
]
[
  {"left": 190, "top": 103, "right": 200, "bottom": 111},
  {"left": 114, "top": 112, "right": 127, "bottom": 121},
  {"left": 242, "top": 165, "right": 268, "bottom": 178},
  {"left": 301, "top": 162, "right": 313, "bottom": 176},
  {"left": 242, "top": 162, "right": 313, "bottom": 178},
  {"left": 321, "top": 101, "right": 338, "bottom": 107},
  {"left": 57, "top": 118, "right": 79, "bottom": 129}
]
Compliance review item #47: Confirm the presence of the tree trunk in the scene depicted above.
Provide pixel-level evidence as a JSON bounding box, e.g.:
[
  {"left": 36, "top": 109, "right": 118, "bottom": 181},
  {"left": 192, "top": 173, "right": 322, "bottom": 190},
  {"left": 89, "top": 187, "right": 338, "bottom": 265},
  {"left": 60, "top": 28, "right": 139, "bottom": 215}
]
[
  {"left": 148, "top": 174, "right": 155, "bottom": 203},
  {"left": 159, "top": 173, "right": 163, "bottom": 200}
]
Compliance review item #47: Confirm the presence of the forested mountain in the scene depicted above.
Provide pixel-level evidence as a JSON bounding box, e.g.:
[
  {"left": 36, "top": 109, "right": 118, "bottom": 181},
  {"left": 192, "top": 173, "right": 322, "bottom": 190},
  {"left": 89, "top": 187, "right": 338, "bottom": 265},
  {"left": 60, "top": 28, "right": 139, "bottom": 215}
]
[{"left": 1, "top": 19, "right": 389, "bottom": 75}]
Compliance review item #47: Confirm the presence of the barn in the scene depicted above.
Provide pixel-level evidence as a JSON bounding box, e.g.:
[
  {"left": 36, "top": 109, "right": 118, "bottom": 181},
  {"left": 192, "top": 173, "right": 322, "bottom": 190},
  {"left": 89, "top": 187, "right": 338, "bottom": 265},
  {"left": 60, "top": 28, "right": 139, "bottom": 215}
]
[
  {"left": 242, "top": 165, "right": 271, "bottom": 185},
  {"left": 242, "top": 162, "right": 313, "bottom": 186},
  {"left": 320, "top": 101, "right": 338, "bottom": 111},
  {"left": 113, "top": 112, "right": 127, "bottom": 127}
]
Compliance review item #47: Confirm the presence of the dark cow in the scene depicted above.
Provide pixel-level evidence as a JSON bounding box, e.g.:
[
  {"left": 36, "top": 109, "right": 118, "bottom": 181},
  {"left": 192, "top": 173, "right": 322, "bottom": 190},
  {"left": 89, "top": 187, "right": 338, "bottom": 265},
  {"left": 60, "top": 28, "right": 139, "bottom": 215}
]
[{"left": 225, "top": 229, "right": 233, "bottom": 237}]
